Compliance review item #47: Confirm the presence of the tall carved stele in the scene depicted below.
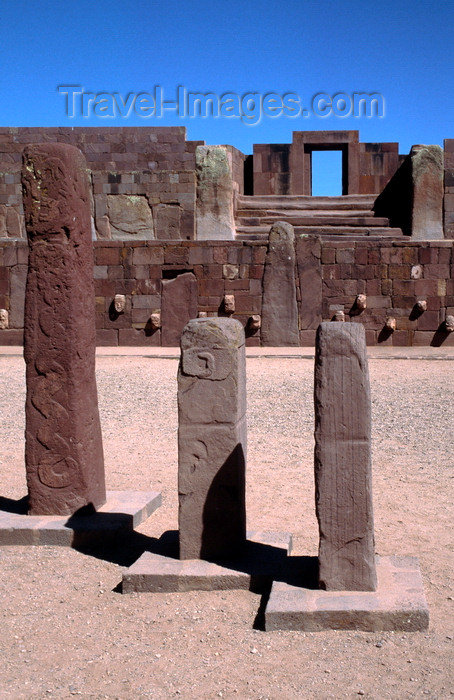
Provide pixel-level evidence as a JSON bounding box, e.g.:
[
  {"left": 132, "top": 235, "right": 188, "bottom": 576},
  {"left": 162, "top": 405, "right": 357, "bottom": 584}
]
[
  {"left": 22, "top": 143, "right": 106, "bottom": 515},
  {"left": 178, "top": 317, "right": 247, "bottom": 560}
]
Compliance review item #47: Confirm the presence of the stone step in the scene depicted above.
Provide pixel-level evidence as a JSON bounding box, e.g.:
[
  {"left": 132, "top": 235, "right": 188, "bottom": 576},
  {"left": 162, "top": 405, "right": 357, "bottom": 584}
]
[
  {"left": 236, "top": 215, "right": 390, "bottom": 227},
  {"left": 235, "top": 226, "right": 404, "bottom": 241},
  {"left": 236, "top": 208, "right": 378, "bottom": 218},
  {"left": 237, "top": 194, "right": 376, "bottom": 211}
]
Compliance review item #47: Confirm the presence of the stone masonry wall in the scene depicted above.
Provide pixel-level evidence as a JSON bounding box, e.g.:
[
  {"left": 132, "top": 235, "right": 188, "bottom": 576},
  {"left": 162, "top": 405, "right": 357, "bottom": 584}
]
[
  {"left": 0, "top": 127, "right": 203, "bottom": 240},
  {"left": 1, "top": 238, "right": 453, "bottom": 347}
]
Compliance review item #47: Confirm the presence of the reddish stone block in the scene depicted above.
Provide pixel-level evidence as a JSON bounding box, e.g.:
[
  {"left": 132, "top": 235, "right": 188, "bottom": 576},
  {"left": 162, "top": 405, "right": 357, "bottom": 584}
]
[
  {"left": 413, "top": 331, "right": 434, "bottom": 346},
  {"left": 352, "top": 265, "right": 376, "bottom": 280},
  {"left": 414, "top": 279, "right": 440, "bottom": 296},
  {"left": 389, "top": 264, "right": 410, "bottom": 280},
  {"left": 336, "top": 248, "right": 355, "bottom": 264},
  {"left": 438, "top": 246, "right": 453, "bottom": 264},
  {"left": 198, "top": 279, "right": 224, "bottom": 296},
  {"left": 393, "top": 280, "right": 415, "bottom": 295},
  {"left": 365, "top": 279, "right": 381, "bottom": 295},
  {"left": 164, "top": 246, "right": 189, "bottom": 265},
  {"left": 321, "top": 247, "right": 336, "bottom": 264},
  {"left": 133, "top": 246, "right": 164, "bottom": 265},
  {"left": 417, "top": 311, "right": 440, "bottom": 331},
  {"left": 423, "top": 264, "right": 450, "bottom": 280},
  {"left": 95, "top": 246, "right": 121, "bottom": 265},
  {"left": 419, "top": 247, "right": 437, "bottom": 264},
  {"left": 367, "top": 249, "right": 380, "bottom": 265},
  {"left": 0, "top": 329, "right": 23, "bottom": 345},
  {"left": 188, "top": 246, "right": 213, "bottom": 265},
  {"left": 213, "top": 246, "right": 229, "bottom": 264},
  {"left": 252, "top": 246, "right": 267, "bottom": 264},
  {"left": 392, "top": 330, "right": 411, "bottom": 346},
  {"left": 249, "top": 265, "right": 264, "bottom": 279},
  {"left": 204, "top": 264, "right": 223, "bottom": 279}
]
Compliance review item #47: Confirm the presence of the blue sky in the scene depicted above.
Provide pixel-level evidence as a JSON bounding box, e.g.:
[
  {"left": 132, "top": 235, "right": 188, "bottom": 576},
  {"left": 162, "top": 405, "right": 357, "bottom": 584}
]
[{"left": 1, "top": 0, "right": 453, "bottom": 193}]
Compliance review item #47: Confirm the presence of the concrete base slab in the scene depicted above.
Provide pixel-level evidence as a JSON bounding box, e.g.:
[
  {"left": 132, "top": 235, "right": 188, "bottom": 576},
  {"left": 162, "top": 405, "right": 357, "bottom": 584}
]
[
  {"left": 123, "top": 530, "right": 292, "bottom": 593},
  {"left": 265, "top": 555, "right": 429, "bottom": 632},
  {"left": 0, "top": 490, "right": 162, "bottom": 546}
]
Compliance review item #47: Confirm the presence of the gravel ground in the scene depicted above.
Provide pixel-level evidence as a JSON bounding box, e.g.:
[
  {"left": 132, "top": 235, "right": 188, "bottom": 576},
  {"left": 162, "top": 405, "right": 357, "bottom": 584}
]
[{"left": 0, "top": 354, "right": 453, "bottom": 700}]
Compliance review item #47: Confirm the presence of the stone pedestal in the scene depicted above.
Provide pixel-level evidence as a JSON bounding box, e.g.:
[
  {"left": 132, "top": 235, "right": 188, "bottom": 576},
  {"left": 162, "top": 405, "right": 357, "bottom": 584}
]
[
  {"left": 178, "top": 317, "right": 246, "bottom": 560},
  {"left": 21, "top": 143, "right": 106, "bottom": 515},
  {"left": 314, "top": 322, "right": 376, "bottom": 591}
]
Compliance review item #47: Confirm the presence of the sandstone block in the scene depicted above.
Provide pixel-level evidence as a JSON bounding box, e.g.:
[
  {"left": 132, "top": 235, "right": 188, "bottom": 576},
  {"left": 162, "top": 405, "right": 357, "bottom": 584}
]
[
  {"left": 314, "top": 322, "right": 376, "bottom": 591},
  {"left": 196, "top": 146, "right": 235, "bottom": 240},
  {"left": 178, "top": 318, "right": 246, "bottom": 560},
  {"left": 161, "top": 272, "right": 198, "bottom": 346},
  {"left": 107, "top": 194, "right": 154, "bottom": 240}
]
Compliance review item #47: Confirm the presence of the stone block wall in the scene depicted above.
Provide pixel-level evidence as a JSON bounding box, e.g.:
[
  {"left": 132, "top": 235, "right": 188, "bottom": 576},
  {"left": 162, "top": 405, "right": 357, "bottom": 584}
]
[
  {"left": 1, "top": 238, "right": 453, "bottom": 347},
  {"left": 0, "top": 127, "right": 203, "bottom": 240}
]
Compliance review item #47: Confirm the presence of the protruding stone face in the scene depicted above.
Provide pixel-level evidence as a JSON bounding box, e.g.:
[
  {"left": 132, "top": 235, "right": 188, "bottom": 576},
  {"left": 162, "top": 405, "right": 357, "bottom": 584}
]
[
  {"left": 248, "top": 314, "right": 261, "bottom": 330},
  {"left": 415, "top": 300, "right": 427, "bottom": 312},
  {"left": 21, "top": 143, "right": 106, "bottom": 516},
  {"left": 149, "top": 310, "right": 161, "bottom": 329},
  {"left": 445, "top": 315, "right": 454, "bottom": 332},
  {"left": 332, "top": 310, "right": 345, "bottom": 322},
  {"left": 223, "top": 294, "right": 235, "bottom": 315},
  {"left": 385, "top": 317, "right": 396, "bottom": 331},
  {"left": 178, "top": 317, "right": 246, "bottom": 560},
  {"left": 314, "top": 322, "right": 377, "bottom": 592},
  {"left": 355, "top": 294, "right": 367, "bottom": 311},
  {"left": 114, "top": 294, "right": 126, "bottom": 313}
]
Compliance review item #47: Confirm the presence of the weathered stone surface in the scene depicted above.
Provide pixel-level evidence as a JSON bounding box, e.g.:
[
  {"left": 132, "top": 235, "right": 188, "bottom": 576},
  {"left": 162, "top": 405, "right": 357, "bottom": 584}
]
[
  {"left": 296, "top": 235, "right": 322, "bottom": 330},
  {"left": 0, "top": 205, "right": 7, "bottom": 237},
  {"left": 411, "top": 145, "right": 444, "bottom": 240},
  {"left": 314, "top": 322, "right": 377, "bottom": 591},
  {"left": 21, "top": 143, "right": 106, "bottom": 515},
  {"left": 6, "top": 207, "right": 23, "bottom": 238},
  {"left": 0, "top": 309, "right": 8, "bottom": 329},
  {"left": 178, "top": 317, "right": 246, "bottom": 560},
  {"left": 155, "top": 203, "right": 181, "bottom": 240},
  {"left": 161, "top": 272, "right": 198, "bottom": 346},
  {"left": 196, "top": 146, "right": 235, "bottom": 240},
  {"left": 261, "top": 222, "right": 299, "bottom": 346},
  {"left": 106, "top": 194, "right": 154, "bottom": 240}
]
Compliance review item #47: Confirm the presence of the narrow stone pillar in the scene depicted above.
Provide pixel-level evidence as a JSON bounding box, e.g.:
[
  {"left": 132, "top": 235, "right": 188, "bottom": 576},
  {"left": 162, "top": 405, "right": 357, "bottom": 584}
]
[
  {"left": 261, "top": 221, "right": 299, "bottom": 346},
  {"left": 314, "top": 322, "right": 377, "bottom": 591},
  {"left": 178, "top": 317, "right": 246, "bottom": 560},
  {"left": 410, "top": 144, "right": 444, "bottom": 240},
  {"left": 21, "top": 143, "right": 106, "bottom": 515},
  {"left": 196, "top": 146, "right": 235, "bottom": 240}
]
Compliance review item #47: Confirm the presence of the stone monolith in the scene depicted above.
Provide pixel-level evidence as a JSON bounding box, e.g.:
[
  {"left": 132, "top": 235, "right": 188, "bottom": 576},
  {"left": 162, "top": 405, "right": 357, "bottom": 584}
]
[
  {"left": 21, "top": 143, "right": 106, "bottom": 515},
  {"left": 196, "top": 146, "right": 235, "bottom": 240},
  {"left": 314, "top": 322, "right": 377, "bottom": 591},
  {"left": 410, "top": 145, "right": 444, "bottom": 240},
  {"left": 178, "top": 317, "right": 246, "bottom": 560},
  {"left": 261, "top": 221, "right": 299, "bottom": 346}
]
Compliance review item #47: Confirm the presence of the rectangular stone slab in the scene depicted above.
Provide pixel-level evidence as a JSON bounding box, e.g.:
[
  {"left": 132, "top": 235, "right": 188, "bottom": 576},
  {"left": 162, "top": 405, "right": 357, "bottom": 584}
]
[
  {"left": 122, "top": 531, "right": 292, "bottom": 593},
  {"left": 265, "top": 556, "right": 429, "bottom": 632},
  {"left": 314, "top": 322, "right": 377, "bottom": 591},
  {"left": 0, "top": 491, "right": 161, "bottom": 546}
]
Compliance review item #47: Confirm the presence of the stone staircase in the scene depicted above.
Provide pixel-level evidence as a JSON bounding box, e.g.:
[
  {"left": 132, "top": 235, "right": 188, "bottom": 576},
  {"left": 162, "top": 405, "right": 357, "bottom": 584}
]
[{"left": 235, "top": 194, "right": 404, "bottom": 241}]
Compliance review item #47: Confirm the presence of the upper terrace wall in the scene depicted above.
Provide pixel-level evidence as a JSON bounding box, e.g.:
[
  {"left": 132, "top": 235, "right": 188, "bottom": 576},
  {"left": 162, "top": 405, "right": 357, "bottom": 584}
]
[
  {"left": 253, "top": 131, "right": 405, "bottom": 196},
  {"left": 0, "top": 126, "right": 203, "bottom": 241}
]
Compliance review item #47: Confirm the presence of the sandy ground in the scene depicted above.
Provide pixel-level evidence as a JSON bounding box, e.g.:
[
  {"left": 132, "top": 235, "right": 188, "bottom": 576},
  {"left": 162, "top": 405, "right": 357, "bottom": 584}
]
[{"left": 0, "top": 352, "right": 453, "bottom": 700}]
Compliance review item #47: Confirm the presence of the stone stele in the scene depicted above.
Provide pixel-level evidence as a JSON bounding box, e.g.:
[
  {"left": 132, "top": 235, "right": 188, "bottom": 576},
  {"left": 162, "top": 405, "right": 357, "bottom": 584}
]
[
  {"left": 314, "top": 322, "right": 377, "bottom": 591},
  {"left": 261, "top": 221, "right": 300, "bottom": 346},
  {"left": 178, "top": 317, "right": 246, "bottom": 560},
  {"left": 21, "top": 143, "right": 106, "bottom": 515}
]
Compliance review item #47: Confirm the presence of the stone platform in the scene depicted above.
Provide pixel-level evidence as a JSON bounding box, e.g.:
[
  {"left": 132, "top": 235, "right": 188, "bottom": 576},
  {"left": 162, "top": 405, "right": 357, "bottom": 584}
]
[
  {"left": 0, "top": 490, "right": 161, "bottom": 546},
  {"left": 265, "top": 555, "right": 429, "bottom": 632},
  {"left": 123, "top": 530, "right": 292, "bottom": 593}
]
